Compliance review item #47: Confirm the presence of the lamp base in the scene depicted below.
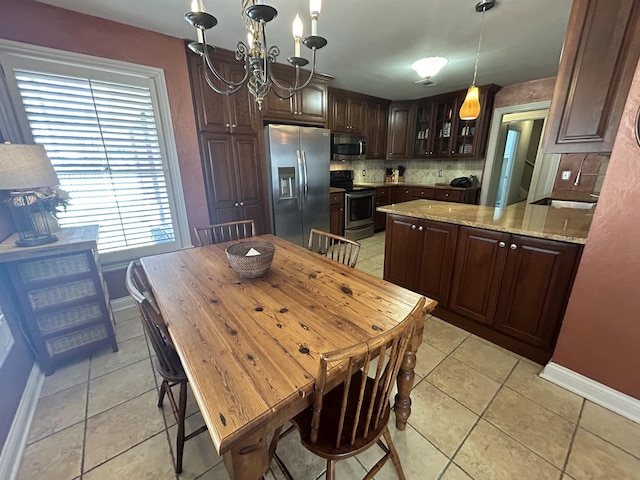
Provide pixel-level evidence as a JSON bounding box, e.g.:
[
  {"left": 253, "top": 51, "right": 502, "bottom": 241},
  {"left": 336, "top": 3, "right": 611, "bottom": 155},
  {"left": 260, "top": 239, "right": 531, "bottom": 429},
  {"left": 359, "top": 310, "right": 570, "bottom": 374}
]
[{"left": 15, "top": 234, "right": 58, "bottom": 247}]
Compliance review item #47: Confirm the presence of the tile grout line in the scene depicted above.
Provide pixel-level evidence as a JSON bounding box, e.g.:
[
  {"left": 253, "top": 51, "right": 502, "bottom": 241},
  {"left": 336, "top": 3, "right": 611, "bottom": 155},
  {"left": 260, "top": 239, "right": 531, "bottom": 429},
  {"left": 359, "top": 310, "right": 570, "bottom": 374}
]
[{"left": 560, "top": 398, "right": 585, "bottom": 478}]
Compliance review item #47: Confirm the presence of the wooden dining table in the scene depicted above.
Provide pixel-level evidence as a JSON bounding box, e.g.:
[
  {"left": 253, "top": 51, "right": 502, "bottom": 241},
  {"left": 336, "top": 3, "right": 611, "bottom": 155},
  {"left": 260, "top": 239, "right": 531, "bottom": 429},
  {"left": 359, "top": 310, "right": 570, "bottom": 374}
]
[{"left": 140, "top": 234, "right": 437, "bottom": 479}]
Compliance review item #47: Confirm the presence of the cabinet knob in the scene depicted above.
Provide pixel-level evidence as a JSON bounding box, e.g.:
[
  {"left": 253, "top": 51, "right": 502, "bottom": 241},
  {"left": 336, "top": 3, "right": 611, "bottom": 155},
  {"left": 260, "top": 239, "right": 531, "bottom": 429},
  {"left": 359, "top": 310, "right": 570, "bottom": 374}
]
[
  {"left": 510, "top": 243, "right": 518, "bottom": 250},
  {"left": 234, "top": 202, "right": 239, "bottom": 207},
  {"left": 499, "top": 241, "right": 506, "bottom": 248},
  {"left": 445, "top": 193, "right": 449, "bottom": 197},
  {"left": 232, "top": 124, "right": 237, "bottom": 128},
  {"left": 411, "top": 224, "right": 416, "bottom": 230},
  {"left": 452, "top": 150, "right": 455, "bottom": 154},
  {"left": 418, "top": 226, "right": 424, "bottom": 231},
  {"left": 225, "top": 123, "right": 231, "bottom": 128},
  {"left": 240, "top": 201, "right": 244, "bottom": 206}
]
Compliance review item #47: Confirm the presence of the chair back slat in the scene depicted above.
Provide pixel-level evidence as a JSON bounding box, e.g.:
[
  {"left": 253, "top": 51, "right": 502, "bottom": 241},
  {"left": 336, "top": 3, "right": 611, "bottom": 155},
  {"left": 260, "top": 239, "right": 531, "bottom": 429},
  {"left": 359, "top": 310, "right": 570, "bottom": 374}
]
[
  {"left": 309, "top": 297, "right": 426, "bottom": 450},
  {"left": 125, "top": 261, "right": 183, "bottom": 377},
  {"left": 194, "top": 220, "right": 256, "bottom": 246},
  {"left": 308, "top": 229, "right": 361, "bottom": 268}
]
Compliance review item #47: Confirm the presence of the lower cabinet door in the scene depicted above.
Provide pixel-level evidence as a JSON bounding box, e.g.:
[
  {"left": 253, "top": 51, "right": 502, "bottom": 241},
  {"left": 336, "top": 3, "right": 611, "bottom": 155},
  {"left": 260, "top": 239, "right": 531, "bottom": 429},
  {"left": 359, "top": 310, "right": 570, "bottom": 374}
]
[
  {"left": 416, "top": 221, "right": 458, "bottom": 308},
  {"left": 449, "top": 226, "right": 510, "bottom": 325},
  {"left": 493, "top": 235, "right": 580, "bottom": 348},
  {"left": 383, "top": 215, "right": 421, "bottom": 289}
]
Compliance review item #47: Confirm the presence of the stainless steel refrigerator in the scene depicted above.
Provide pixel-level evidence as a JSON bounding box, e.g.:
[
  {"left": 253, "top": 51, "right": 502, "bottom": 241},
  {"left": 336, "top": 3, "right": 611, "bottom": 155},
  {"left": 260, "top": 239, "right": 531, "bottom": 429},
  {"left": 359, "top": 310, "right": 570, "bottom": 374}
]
[{"left": 264, "top": 124, "right": 331, "bottom": 247}]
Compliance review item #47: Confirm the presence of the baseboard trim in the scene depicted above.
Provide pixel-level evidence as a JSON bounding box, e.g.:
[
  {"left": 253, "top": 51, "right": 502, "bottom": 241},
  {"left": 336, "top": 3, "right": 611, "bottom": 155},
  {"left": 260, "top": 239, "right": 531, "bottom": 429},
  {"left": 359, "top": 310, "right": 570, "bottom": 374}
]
[
  {"left": 110, "top": 295, "right": 135, "bottom": 313},
  {"left": 541, "top": 362, "right": 640, "bottom": 424},
  {"left": 0, "top": 364, "right": 44, "bottom": 480}
]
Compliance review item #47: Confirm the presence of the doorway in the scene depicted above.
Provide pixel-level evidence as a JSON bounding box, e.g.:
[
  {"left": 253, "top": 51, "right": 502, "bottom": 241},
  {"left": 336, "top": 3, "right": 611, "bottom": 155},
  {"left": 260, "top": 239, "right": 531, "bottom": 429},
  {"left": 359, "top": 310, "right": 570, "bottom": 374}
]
[{"left": 480, "top": 101, "right": 560, "bottom": 207}]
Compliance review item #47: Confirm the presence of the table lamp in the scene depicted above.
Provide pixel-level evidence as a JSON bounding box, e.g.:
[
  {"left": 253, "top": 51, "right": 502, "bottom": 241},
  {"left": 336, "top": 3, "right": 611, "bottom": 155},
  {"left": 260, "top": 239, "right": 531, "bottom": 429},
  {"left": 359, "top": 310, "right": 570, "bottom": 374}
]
[{"left": 0, "top": 143, "right": 60, "bottom": 247}]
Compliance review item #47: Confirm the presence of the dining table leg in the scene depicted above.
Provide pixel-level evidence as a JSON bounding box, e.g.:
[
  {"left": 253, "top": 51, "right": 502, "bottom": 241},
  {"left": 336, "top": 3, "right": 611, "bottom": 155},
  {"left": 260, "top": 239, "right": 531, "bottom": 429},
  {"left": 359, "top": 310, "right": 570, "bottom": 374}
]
[
  {"left": 222, "top": 427, "right": 269, "bottom": 480},
  {"left": 394, "top": 316, "right": 426, "bottom": 430}
]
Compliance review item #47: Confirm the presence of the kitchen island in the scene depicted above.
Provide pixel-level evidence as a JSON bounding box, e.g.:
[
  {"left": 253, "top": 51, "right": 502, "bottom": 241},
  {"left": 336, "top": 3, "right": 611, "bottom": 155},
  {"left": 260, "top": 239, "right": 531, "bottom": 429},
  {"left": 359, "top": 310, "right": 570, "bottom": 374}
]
[{"left": 378, "top": 199, "right": 592, "bottom": 363}]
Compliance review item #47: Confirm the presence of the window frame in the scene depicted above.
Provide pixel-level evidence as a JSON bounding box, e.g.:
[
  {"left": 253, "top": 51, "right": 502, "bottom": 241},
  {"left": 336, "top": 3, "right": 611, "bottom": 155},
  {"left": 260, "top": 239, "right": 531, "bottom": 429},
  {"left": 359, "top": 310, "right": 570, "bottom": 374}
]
[{"left": 0, "top": 39, "right": 192, "bottom": 267}]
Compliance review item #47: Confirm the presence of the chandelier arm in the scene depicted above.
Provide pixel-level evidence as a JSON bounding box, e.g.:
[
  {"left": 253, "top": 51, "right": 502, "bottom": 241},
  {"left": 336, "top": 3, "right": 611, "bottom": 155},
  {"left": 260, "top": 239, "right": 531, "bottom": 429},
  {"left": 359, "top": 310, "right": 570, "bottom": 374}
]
[
  {"left": 202, "top": 62, "right": 245, "bottom": 95},
  {"left": 200, "top": 29, "right": 249, "bottom": 89},
  {"left": 269, "top": 49, "right": 317, "bottom": 98}
]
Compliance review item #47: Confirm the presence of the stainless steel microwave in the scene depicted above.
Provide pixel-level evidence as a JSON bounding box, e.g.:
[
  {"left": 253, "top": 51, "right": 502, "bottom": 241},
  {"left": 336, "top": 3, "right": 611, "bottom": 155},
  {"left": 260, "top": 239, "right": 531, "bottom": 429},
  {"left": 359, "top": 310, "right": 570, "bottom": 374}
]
[{"left": 331, "top": 133, "right": 366, "bottom": 161}]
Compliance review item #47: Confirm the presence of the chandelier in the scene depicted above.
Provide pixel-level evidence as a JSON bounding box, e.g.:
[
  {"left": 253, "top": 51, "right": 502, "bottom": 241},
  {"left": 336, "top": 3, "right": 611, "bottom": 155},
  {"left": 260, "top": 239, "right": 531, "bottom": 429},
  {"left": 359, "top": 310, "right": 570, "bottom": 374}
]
[{"left": 185, "top": 0, "right": 327, "bottom": 109}]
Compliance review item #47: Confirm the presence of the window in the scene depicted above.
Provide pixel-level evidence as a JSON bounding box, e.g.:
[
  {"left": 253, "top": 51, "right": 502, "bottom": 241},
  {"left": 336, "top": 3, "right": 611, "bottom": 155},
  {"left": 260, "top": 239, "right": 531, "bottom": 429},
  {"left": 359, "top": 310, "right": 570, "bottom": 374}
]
[{"left": 0, "top": 40, "right": 190, "bottom": 264}]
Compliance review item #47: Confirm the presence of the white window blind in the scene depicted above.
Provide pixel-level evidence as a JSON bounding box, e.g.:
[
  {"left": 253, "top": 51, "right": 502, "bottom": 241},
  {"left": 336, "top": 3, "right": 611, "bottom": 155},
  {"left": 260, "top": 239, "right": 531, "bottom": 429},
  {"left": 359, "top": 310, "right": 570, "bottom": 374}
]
[{"left": 13, "top": 69, "right": 175, "bottom": 254}]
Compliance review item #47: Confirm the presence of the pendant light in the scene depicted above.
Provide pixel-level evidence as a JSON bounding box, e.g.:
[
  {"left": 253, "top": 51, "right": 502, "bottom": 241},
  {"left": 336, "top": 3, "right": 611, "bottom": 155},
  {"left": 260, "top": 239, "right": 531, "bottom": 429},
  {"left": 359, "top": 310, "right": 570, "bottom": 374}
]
[{"left": 459, "top": 0, "right": 495, "bottom": 121}]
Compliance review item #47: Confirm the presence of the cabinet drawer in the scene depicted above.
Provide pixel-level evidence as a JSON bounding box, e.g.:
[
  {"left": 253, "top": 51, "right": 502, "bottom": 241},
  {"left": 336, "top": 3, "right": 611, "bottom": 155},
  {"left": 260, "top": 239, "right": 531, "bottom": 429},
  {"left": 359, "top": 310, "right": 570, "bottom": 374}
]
[
  {"left": 45, "top": 323, "right": 108, "bottom": 357},
  {"left": 17, "top": 253, "right": 91, "bottom": 283},
  {"left": 27, "top": 279, "right": 98, "bottom": 311},
  {"left": 412, "top": 187, "right": 436, "bottom": 199},
  {"left": 376, "top": 188, "right": 390, "bottom": 200},
  {"left": 36, "top": 302, "right": 105, "bottom": 335},
  {"left": 434, "top": 189, "right": 464, "bottom": 202},
  {"left": 330, "top": 193, "right": 343, "bottom": 205}
]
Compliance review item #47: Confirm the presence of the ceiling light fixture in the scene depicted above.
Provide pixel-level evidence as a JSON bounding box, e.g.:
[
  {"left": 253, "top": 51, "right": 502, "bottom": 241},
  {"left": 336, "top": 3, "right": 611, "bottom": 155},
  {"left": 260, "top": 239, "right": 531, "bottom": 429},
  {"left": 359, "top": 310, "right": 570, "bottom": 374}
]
[
  {"left": 411, "top": 57, "right": 448, "bottom": 79},
  {"left": 459, "top": 0, "right": 495, "bottom": 121},
  {"left": 185, "top": 0, "right": 327, "bottom": 110}
]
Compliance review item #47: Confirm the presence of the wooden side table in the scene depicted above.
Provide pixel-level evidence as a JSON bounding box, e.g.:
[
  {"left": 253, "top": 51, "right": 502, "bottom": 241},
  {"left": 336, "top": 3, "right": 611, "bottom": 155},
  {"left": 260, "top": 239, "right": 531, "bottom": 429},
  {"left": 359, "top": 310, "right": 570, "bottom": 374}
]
[{"left": 0, "top": 226, "right": 117, "bottom": 375}]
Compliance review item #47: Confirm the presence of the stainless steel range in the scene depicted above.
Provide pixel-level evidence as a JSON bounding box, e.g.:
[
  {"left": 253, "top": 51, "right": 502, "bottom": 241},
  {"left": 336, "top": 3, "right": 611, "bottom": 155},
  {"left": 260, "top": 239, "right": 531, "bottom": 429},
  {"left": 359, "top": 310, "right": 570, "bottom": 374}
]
[{"left": 330, "top": 171, "right": 375, "bottom": 241}]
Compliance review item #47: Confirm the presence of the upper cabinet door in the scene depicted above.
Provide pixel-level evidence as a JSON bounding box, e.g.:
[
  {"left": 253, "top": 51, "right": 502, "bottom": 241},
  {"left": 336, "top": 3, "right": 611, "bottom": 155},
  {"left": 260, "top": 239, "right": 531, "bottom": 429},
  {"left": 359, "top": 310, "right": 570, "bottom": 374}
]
[
  {"left": 386, "top": 102, "right": 415, "bottom": 159},
  {"left": 188, "top": 52, "right": 257, "bottom": 135},
  {"left": 543, "top": 0, "right": 640, "bottom": 153}
]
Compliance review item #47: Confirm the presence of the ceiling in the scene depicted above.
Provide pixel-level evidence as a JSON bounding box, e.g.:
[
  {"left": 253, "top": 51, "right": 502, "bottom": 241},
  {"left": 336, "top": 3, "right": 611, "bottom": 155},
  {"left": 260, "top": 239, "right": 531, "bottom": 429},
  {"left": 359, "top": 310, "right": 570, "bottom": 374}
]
[{"left": 37, "top": 0, "right": 573, "bottom": 100}]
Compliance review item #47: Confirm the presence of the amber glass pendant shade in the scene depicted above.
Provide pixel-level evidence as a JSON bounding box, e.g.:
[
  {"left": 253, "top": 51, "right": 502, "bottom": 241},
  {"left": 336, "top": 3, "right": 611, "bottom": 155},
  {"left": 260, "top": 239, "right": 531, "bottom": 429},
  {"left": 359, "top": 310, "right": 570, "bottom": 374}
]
[{"left": 459, "top": 86, "right": 480, "bottom": 120}]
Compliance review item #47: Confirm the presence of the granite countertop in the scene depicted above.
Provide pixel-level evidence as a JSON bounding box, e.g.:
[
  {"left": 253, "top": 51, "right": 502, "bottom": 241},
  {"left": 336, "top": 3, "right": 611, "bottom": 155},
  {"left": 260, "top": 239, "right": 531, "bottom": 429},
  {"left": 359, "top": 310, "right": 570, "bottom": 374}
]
[
  {"left": 377, "top": 200, "right": 593, "bottom": 244},
  {"left": 330, "top": 187, "right": 346, "bottom": 193},
  {"left": 355, "top": 182, "right": 479, "bottom": 191}
]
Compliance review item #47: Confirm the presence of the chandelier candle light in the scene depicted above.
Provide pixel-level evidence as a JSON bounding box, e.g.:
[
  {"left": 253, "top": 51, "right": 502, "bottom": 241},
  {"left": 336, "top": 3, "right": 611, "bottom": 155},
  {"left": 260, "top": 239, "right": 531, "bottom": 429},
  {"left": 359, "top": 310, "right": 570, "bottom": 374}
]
[
  {"left": 459, "top": 0, "right": 495, "bottom": 121},
  {"left": 185, "top": 0, "right": 327, "bottom": 109}
]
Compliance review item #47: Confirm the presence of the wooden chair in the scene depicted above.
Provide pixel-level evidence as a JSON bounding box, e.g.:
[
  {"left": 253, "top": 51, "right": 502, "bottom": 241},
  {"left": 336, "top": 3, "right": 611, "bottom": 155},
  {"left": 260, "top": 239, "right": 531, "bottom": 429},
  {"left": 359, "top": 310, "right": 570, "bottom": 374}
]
[
  {"left": 125, "top": 261, "right": 207, "bottom": 474},
  {"left": 193, "top": 220, "right": 256, "bottom": 246},
  {"left": 308, "top": 228, "right": 361, "bottom": 268},
  {"left": 274, "top": 297, "right": 427, "bottom": 480}
]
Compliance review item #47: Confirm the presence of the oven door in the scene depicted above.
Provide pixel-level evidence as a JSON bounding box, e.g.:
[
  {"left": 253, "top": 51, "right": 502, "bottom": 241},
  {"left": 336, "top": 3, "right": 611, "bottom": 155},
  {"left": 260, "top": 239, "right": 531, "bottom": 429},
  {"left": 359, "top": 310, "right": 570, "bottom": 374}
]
[{"left": 345, "top": 190, "right": 375, "bottom": 229}]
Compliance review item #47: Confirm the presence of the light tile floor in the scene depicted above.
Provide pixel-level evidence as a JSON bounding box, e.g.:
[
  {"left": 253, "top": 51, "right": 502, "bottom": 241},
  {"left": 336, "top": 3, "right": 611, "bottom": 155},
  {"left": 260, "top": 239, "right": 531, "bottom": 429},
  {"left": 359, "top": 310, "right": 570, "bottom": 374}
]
[{"left": 15, "top": 231, "right": 640, "bottom": 479}]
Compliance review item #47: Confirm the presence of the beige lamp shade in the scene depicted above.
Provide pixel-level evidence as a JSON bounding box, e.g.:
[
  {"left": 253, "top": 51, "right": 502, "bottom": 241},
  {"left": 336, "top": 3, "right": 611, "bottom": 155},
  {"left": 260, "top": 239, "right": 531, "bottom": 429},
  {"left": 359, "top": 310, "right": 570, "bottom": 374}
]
[
  {"left": 459, "top": 86, "right": 481, "bottom": 121},
  {"left": 0, "top": 144, "right": 59, "bottom": 190}
]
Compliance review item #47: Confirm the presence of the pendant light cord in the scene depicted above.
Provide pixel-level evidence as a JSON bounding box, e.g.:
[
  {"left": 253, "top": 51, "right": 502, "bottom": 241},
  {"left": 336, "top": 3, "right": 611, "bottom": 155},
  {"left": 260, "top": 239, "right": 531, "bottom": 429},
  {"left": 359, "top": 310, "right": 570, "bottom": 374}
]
[{"left": 472, "top": 4, "right": 488, "bottom": 86}]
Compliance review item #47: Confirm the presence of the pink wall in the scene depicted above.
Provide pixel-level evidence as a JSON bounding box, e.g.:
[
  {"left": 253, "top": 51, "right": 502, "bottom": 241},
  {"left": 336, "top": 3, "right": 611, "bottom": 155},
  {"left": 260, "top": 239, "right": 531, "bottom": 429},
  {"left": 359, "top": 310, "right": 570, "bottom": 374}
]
[
  {"left": 493, "top": 76, "right": 556, "bottom": 109},
  {"left": 552, "top": 58, "right": 640, "bottom": 399},
  {"left": 0, "top": 0, "right": 209, "bottom": 244}
]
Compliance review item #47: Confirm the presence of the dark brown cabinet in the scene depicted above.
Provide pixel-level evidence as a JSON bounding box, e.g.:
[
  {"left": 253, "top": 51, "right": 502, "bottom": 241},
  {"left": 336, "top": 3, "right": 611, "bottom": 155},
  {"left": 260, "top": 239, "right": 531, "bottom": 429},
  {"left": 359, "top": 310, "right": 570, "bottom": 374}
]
[
  {"left": 386, "top": 102, "right": 415, "bottom": 159},
  {"left": 448, "top": 226, "right": 581, "bottom": 357},
  {"left": 261, "top": 64, "right": 332, "bottom": 126},
  {"left": 330, "top": 191, "right": 344, "bottom": 235},
  {"left": 187, "top": 46, "right": 270, "bottom": 234},
  {"left": 200, "top": 133, "right": 267, "bottom": 235},
  {"left": 544, "top": 0, "right": 640, "bottom": 153},
  {"left": 390, "top": 186, "right": 412, "bottom": 204},
  {"left": 415, "top": 86, "right": 499, "bottom": 159},
  {"left": 364, "top": 99, "right": 389, "bottom": 159},
  {"left": 383, "top": 215, "right": 457, "bottom": 308},
  {"left": 187, "top": 51, "right": 258, "bottom": 135},
  {"left": 374, "top": 187, "right": 391, "bottom": 232},
  {"left": 329, "top": 89, "right": 364, "bottom": 133},
  {"left": 383, "top": 220, "right": 582, "bottom": 363}
]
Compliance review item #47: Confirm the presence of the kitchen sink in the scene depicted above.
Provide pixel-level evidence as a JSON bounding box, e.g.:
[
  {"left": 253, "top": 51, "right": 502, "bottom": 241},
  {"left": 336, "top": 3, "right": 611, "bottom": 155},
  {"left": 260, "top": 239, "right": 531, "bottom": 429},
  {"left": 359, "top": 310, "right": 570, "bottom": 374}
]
[{"left": 531, "top": 198, "right": 597, "bottom": 209}]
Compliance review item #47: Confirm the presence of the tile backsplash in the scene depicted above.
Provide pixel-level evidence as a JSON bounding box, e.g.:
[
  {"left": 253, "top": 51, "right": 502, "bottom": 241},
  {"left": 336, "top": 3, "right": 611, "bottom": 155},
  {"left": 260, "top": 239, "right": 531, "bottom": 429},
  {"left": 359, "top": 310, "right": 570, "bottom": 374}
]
[{"left": 330, "top": 158, "right": 485, "bottom": 185}]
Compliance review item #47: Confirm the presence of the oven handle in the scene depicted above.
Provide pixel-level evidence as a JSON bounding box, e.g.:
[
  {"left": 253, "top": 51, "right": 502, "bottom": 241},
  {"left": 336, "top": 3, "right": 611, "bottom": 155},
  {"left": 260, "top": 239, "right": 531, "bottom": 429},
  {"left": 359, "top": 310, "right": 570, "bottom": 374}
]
[
  {"left": 296, "top": 150, "right": 303, "bottom": 210},
  {"left": 345, "top": 190, "right": 375, "bottom": 199},
  {"left": 358, "top": 139, "right": 366, "bottom": 156},
  {"left": 301, "top": 150, "right": 309, "bottom": 209}
]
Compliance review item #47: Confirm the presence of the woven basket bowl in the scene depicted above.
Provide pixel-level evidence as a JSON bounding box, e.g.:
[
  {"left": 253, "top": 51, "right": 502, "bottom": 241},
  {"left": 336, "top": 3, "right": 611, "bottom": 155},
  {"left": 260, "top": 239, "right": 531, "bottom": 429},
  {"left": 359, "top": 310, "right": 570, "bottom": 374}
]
[{"left": 225, "top": 241, "right": 275, "bottom": 278}]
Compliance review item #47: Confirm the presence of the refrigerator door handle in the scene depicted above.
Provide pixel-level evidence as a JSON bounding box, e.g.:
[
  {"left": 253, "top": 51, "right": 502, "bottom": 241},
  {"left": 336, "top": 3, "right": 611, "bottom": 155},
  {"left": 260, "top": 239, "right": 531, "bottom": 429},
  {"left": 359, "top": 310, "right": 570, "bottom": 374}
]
[
  {"left": 296, "top": 150, "right": 303, "bottom": 210},
  {"left": 301, "top": 150, "right": 309, "bottom": 209}
]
